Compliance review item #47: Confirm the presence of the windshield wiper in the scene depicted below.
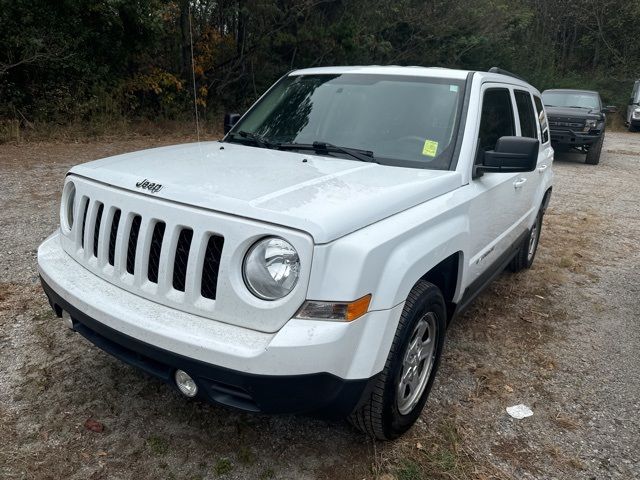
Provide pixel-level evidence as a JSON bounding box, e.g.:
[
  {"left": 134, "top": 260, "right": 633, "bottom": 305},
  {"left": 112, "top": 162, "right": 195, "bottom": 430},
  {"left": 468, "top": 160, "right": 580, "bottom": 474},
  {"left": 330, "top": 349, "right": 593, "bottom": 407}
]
[
  {"left": 228, "top": 130, "right": 277, "bottom": 149},
  {"left": 277, "top": 141, "right": 377, "bottom": 163}
]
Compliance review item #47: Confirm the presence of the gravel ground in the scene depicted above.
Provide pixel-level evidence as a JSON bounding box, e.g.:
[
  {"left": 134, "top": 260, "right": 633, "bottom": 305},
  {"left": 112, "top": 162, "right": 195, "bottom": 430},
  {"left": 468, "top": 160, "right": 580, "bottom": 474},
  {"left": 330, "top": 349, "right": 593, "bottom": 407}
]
[{"left": 0, "top": 132, "right": 638, "bottom": 480}]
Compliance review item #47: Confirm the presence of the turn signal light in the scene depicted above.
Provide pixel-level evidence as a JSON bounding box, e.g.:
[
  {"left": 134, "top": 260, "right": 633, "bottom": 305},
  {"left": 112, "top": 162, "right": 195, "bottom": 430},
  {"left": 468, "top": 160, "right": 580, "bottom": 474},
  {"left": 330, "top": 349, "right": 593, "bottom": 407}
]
[{"left": 295, "top": 294, "right": 372, "bottom": 322}]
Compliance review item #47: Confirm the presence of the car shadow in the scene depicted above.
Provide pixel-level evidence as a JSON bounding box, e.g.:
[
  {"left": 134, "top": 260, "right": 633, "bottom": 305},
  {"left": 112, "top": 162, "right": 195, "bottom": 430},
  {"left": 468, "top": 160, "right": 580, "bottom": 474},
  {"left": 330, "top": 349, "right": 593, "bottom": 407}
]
[{"left": 552, "top": 149, "right": 587, "bottom": 164}]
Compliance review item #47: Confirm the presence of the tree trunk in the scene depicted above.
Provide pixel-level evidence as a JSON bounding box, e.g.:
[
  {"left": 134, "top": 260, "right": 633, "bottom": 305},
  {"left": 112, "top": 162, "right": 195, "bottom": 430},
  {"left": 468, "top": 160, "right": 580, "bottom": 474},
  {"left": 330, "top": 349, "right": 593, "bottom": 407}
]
[{"left": 179, "top": 0, "right": 191, "bottom": 77}]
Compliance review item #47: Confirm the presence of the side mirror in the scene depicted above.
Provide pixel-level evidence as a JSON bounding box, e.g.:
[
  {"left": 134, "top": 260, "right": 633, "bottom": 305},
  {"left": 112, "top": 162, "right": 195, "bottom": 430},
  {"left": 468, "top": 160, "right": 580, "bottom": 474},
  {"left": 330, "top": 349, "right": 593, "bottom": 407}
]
[
  {"left": 630, "top": 97, "right": 635, "bottom": 105},
  {"left": 224, "top": 113, "right": 241, "bottom": 134},
  {"left": 476, "top": 136, "right": 539, "bottom": 176},
  {"left": 602, "top": 105, "right": 617, "bottom": 114}
]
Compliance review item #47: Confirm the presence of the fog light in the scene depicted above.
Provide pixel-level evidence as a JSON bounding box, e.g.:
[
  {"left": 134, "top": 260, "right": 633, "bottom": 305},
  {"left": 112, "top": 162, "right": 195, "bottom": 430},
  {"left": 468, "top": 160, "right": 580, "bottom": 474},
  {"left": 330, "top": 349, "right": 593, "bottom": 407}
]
[
  {"left": 61, "top": 310, "right": 74, "bottom": 330},
  {"left": 174, "top": 370, "right": 198, "bottom": 397}
]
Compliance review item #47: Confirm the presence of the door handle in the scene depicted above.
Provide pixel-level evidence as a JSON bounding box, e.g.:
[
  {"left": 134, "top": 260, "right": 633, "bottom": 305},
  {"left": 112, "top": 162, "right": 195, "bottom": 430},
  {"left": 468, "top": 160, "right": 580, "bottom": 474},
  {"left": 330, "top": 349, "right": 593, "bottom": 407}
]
[
  {"left": 538, "top": 164, "right": 548, "bottom": 173},
  {"left": 513, "top": 178, "right": 527, "bottom": 189}
]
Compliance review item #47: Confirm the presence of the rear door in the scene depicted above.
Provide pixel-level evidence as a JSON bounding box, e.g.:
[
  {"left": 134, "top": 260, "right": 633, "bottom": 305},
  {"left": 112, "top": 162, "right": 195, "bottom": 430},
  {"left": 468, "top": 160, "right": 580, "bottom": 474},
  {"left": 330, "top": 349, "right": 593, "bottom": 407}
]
[
  {"left": 513, "top": 89, "right": 548, "bottom": 224},
  {"left": 533, "top": 94, "right": 554, "bottom": 203}
]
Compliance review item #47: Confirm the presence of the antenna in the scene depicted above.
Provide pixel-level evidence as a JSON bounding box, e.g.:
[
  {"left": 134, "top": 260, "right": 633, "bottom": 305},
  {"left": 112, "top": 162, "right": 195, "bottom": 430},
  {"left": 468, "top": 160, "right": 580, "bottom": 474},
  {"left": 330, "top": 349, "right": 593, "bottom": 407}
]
[{"left": 188, "top": 4, "right": 201, "bottom": 142}]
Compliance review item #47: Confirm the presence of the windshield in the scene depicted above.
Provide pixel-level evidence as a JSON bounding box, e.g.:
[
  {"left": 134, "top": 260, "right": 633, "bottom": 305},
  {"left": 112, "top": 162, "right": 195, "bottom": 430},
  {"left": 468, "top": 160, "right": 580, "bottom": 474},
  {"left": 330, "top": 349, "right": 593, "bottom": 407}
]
[
  {"left": 226, "top": 74, "right": 466, "bottom": 169},
  {"left": 542, "top": 91, "right": 600, "bottom": 110}
]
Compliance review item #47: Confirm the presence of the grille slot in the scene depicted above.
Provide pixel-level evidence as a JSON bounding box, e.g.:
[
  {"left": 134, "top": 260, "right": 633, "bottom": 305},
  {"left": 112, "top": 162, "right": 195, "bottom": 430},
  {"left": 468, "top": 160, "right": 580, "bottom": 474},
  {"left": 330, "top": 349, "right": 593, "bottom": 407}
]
[
  {"left": 108, "top": 209, "right": 121, "bottom": 266},
  {"left": 147, "top": 221, "right": 166, "bottom": 284},
  {"left": 80, "top": 198, "right": 90, "bottom": 249},
  {"left": 201, "top": 235, "right": 224, "bottom": 300},
  {"left": 172, "top": 228, "right": 193, "bottom": 292},
  {"left": 126, "top": 215, "right": 142, "bottom": 275},
  {"left": 92, "top": 203, "right": 104, "bottom": 258}
]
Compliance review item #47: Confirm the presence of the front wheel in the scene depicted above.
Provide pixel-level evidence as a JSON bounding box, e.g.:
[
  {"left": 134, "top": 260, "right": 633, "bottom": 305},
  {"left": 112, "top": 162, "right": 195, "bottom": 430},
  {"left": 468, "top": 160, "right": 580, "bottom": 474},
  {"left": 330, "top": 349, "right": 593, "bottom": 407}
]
[
  {"left": 349, "top": 280, "right": 446, "bottom": 440},
  {"left": 585, "top": 136, "right": 603, "bottom": 165}
]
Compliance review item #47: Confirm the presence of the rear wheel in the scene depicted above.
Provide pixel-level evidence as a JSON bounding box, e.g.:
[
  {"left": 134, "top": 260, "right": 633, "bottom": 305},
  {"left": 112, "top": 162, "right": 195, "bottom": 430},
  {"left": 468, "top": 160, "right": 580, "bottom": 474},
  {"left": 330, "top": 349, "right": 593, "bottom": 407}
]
[
  {"left": 585, "top": 136, "right": 603, "bottom": 165},
  {"left": 509, "top": 210, "right": 542, "bottom": 272},
  {"left": 349, "top": 280, "right": 446, "bottom": 440}
]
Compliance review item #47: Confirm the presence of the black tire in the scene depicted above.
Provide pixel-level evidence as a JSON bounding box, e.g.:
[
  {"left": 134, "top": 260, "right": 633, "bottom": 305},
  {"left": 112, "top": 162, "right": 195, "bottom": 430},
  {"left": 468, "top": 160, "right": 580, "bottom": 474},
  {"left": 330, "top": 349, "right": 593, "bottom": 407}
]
[
  {"left": 348, "top": 280, "right": 446, "bottom": 440},
  {"left": 629, "top": 123, "right": 638, "bottom": 133},
  {"left": 585, "top": 135, "right": 603, "bottom": 165},
  {"left": 509, "top": 210, "right": 543, "bottom": 272}
]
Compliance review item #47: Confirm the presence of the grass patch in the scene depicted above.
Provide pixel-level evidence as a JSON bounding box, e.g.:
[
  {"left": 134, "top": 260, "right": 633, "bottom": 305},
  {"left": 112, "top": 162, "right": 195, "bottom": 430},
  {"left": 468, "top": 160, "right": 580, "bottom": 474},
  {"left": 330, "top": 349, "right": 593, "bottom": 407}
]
[
  {"left": 214, "top": 457, "right": 233, "bottom": 476},
  {"left": 237, "top": 446, "right": 254, "bottom": 465},
  {"left": 146, "top": 435, "right": 170, "bottom": 455},
  {"left": 396, "top": 460, "right": 422, "bottom": 480},
  {"left": 0, "top": 117, "right": 223, "bottom": 144},
  {"left": 259, "top": 468, "right": 275, "bottom": 479}
]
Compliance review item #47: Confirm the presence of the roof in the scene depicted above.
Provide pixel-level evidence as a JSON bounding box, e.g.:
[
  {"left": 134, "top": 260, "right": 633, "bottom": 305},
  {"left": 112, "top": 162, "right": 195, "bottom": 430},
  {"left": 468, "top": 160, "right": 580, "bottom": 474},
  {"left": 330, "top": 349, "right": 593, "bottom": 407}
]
[
  {"left": 543, "top": 88, "right": 599, "bottom": 95},
  {"left": 288, "top": 65, "right": 536, "bottom": 90},
  {"left": 289, "top": 65, "right": 471, "bottom": 80}
]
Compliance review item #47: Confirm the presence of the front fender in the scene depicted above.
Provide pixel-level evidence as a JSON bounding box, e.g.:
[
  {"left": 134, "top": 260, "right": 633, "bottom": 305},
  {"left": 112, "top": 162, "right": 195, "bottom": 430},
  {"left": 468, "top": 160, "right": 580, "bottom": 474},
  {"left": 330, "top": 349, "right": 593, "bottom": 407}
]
[{"left": 306, "top": 192, "right": 469, "bottom": 310}]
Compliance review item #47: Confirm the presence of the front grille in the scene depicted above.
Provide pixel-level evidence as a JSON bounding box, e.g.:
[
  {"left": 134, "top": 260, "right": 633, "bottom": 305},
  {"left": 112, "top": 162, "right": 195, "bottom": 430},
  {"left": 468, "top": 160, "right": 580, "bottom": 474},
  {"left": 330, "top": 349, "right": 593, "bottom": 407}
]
[
  {"left": 548, "top": 118, "right": 585, "bottom": 128},
  {"left": 73, "top": 196, "right": 224, "bottom": 300}
]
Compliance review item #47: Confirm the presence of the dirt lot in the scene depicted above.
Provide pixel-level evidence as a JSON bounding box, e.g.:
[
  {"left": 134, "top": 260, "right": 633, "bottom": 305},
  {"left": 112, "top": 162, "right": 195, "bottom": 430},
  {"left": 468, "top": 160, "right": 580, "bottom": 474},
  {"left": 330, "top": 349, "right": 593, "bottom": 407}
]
[{"left": 1, "top": 132, "right": 638, "bottom": 480}]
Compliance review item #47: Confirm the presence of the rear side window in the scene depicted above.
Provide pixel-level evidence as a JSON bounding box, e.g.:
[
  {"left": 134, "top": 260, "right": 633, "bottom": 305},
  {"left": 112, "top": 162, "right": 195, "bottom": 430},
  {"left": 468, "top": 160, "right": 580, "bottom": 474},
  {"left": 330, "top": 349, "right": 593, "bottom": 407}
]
[
  {"left": 533, "top": 96, "right": 549, "bottom": 144},
  {"left": 478, "top": 88, "right": 515, "bottom": 151},
  {"left": 514, "top": 90, "right": 537, "bottom": 139}
]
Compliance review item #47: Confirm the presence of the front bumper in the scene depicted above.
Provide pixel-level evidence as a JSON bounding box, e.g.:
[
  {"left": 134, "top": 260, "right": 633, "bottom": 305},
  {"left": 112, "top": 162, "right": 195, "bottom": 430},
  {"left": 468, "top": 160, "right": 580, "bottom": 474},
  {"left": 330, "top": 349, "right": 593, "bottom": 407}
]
[
  {"left": 549, "top": 128, "right": 601, "bottom": 147},
  {"left": 38, "top": 232, "right": 402, "bottom": 414}
]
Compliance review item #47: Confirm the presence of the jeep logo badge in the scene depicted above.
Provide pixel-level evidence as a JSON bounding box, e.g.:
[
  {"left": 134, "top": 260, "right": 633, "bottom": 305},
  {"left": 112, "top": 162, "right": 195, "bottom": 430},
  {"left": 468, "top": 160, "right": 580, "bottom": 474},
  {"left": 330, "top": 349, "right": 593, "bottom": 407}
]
[{"left": 135, "top": 178, "right": 163, "bottom": 194}]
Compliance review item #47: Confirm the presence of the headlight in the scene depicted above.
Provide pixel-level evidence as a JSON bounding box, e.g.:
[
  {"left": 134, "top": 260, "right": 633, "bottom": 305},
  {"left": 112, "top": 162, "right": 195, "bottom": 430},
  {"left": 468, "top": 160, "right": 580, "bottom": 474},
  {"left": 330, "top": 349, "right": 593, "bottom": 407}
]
[
  {"left": 584, "top": 119, "right": 598, "bottom": 130},
  {"left": 633, "top": 108, "right": 640, "bottom": 118},
  {"left": 243, "top": 237, "right": 300, "bottom": 300},
  {"left": 60, "top": 180, "right": 76, "bottom": 233}
]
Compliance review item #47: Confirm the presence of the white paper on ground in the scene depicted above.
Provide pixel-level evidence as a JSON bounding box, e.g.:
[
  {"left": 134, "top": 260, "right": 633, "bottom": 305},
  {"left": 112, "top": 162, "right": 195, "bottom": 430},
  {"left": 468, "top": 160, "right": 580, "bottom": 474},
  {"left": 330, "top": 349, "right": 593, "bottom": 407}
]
[{"left": 506, "top": 404, "right": 534, "bottom": 419}]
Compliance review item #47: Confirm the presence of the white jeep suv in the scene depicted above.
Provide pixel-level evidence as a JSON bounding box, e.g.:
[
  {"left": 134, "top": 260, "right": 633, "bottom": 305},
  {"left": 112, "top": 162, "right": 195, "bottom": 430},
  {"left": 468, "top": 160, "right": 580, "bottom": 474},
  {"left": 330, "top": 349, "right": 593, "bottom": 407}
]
[{"left": 38, "top": 66, "right": 553, "bottom": 440}]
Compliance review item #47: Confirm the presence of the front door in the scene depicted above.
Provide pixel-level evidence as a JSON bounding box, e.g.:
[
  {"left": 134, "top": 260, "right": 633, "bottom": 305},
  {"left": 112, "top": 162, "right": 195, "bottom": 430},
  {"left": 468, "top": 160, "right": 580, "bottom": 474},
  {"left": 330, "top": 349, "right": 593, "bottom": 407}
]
[{"left": 466, "top": 84, "right": 529, "bottom": 285}]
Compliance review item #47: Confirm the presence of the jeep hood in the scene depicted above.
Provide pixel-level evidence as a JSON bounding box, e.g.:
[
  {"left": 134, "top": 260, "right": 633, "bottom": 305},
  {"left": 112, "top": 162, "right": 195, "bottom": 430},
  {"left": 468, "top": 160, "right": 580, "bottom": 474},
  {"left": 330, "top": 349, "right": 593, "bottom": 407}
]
[{"left": 69, "top": 141, "right": 461, "bottom": 243}]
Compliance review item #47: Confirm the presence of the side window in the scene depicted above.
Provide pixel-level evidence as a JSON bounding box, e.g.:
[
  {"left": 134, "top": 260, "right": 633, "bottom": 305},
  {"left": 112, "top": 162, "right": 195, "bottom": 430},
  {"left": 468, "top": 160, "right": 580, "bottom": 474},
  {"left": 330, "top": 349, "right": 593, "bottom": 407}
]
[
  {"left": 533, "top": 95, "right": 549, "bottom": 144},
  {"left": 514, "top": 90, "right": 537, "bottom": 139},
  {"left": 478, "top": 88, "right": 515, "bottom": 151}
]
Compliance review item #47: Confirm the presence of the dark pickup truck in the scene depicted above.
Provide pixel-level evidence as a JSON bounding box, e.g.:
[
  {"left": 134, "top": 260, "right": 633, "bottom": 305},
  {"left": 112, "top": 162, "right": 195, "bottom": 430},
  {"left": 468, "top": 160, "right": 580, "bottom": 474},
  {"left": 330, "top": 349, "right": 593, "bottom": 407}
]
[{"left": 542, "top": 89, "right": 615, "bottom": 165}]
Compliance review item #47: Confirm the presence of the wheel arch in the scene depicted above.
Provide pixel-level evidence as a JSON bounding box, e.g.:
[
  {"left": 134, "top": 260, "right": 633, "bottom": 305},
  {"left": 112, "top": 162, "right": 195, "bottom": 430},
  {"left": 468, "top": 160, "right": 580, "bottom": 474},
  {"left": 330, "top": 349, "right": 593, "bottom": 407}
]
[
  {"left": 420, "top": 251, "right": 463, "bottom": 323},
  {"left": 541, "top": 186, "right": 553, "bottom": 213}
]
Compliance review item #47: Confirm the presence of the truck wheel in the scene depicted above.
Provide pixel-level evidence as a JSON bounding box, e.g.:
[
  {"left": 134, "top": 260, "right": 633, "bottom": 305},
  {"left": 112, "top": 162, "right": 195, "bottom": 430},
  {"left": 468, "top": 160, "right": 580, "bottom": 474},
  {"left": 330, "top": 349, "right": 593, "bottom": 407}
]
[
  {"left": 629, "top": 123, "right": 638, "bottom": 133},
  {"left": 509, "top": 211, "right": 542, "bottom": 272},
  {"left": 585, "top": 136, "right": 603, "bottom": 165},
  {"left": 349, "top": 280, "right": 446, "bottom": 440}
]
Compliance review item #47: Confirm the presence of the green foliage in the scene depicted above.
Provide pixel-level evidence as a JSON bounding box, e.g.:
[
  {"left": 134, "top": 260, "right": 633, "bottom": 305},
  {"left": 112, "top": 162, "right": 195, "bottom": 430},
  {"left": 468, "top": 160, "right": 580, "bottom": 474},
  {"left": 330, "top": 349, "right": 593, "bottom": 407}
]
[
  {"left": 146, "top": 435, "right": 170, "bottom": 455},
  {"left": 213, "top": 457, "right": 233, "bottom": 476},
  {"left": 396, "top": 459, "right": 423, "bottom": 480},
  {"left": 1, "top": 0, "right": 639, "bottom": 126}
]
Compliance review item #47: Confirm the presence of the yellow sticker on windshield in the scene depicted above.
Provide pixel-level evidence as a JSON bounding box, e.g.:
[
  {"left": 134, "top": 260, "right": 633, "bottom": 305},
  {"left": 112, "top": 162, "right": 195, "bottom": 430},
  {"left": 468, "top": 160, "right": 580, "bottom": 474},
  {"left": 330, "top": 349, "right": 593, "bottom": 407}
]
[{"left": 422, "top": 140, "right": 438, "bottom": 157}]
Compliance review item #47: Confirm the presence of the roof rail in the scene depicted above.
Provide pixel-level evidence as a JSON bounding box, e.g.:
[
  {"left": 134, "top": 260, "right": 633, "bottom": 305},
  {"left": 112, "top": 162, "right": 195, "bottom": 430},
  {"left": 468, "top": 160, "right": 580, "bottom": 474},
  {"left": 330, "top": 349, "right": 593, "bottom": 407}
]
[{"left": 487, "top": 67, "right": 527, "bottom": 83}]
